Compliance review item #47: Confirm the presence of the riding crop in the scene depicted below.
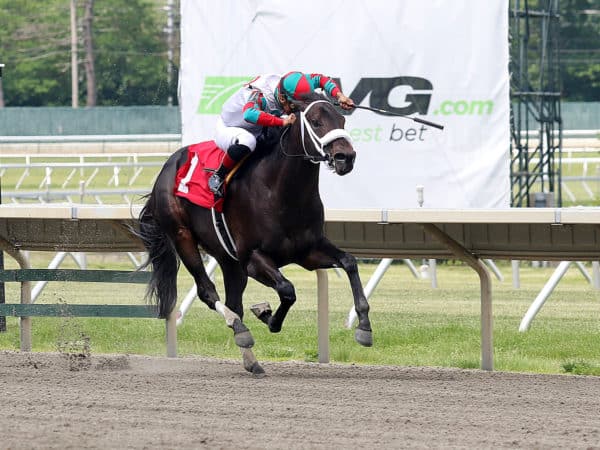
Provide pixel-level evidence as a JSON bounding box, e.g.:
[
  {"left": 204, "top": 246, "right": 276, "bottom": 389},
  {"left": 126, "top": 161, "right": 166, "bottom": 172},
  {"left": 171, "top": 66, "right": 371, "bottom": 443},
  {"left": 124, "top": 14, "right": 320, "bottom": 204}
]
[{"left": 336, "top": 102, "right": 445, "bottom": 130}]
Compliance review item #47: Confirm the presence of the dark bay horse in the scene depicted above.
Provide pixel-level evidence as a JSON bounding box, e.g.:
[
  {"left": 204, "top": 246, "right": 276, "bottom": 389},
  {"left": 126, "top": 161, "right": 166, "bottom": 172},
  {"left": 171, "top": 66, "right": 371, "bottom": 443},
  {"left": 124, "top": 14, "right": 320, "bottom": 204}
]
[{"left": 138, "top": 94, "right": 372, "bottom": 376}]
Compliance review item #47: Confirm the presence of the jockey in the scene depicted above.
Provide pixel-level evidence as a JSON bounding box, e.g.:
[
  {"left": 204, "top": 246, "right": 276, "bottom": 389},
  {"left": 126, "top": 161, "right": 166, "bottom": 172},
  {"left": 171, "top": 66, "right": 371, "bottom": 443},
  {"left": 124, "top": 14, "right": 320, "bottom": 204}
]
[{"left": 209, "top": 71, "right": 354, "bottom": 197}]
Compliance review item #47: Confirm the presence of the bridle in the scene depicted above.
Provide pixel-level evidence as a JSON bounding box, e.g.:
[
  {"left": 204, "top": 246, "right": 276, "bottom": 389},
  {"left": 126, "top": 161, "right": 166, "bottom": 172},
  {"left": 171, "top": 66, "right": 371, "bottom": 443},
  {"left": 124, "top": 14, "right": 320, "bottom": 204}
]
[{"left": 280, "top": 99, "right": 353, "bottom": 165}]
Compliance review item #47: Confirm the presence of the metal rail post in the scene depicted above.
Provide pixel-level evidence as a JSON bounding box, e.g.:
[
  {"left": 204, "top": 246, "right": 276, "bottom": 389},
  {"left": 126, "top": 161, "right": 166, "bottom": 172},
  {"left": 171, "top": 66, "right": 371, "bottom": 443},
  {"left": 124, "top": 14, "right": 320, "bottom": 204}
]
[
  {"left": 421, "top": 223, "right": 494, "bottom": 371},
  {"left": 519, "top": 261, "right": 571, "bottom": 331},
  {"left": 317, "top": 269, "right": 329, "bottom": 363}
]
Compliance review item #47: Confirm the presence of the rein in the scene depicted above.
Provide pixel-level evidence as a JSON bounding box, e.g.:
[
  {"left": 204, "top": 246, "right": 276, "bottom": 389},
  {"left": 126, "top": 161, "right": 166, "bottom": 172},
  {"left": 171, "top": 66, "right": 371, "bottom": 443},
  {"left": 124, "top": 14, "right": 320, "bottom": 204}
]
[{"left": 280, "top": 100, "right": 353, "bottom": 164}]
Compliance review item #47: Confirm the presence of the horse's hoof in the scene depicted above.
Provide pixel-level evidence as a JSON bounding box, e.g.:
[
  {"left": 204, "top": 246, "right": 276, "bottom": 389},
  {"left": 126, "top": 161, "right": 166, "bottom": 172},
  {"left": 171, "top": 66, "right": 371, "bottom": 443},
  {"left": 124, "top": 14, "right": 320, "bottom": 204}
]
[
  {"left": 251, "top": 362, "right": 266, "bottom": 379},
  {"left": 243, "top": 360, "right": 266, "bottom": 378},
  {"left": 355, "top": 328, "right": 373, "bottom": 347},
  {"left": 250, "top": 302, "right": 272, "bottom": 323},
  {"left": 267, "top": 317, "right": 282, "bottom": 333},
  {"left": 241, "top": 348, "right": 264, "bottom": 376},
  {"left": 234, "top": 330, "right": 254, "bottom": 348}
]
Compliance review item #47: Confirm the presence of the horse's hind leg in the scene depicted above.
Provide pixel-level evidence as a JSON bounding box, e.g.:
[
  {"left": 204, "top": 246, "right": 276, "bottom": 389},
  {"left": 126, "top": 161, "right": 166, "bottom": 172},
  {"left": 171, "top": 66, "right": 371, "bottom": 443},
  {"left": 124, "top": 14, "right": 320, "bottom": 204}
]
[
  {"left": 173, "top": 229, "right": 254, "bottom": 349},
  {"left": 246, "top": 250, "right": 296, "bottom": 333}
]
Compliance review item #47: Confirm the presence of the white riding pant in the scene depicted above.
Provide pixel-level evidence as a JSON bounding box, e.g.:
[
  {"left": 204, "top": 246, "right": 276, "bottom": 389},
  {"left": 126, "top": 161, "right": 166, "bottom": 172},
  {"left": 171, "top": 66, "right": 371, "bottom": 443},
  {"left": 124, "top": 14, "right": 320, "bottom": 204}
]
[{"left": 215, "top": 116, "right": 258, "bottom": 152}]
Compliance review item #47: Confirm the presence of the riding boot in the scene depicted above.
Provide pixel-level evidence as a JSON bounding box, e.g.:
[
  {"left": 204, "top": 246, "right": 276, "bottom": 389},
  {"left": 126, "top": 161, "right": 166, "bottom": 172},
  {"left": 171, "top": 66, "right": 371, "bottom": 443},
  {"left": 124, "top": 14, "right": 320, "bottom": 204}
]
[{"left": 209, "top": 143, "right": 252, "bottom": 198}]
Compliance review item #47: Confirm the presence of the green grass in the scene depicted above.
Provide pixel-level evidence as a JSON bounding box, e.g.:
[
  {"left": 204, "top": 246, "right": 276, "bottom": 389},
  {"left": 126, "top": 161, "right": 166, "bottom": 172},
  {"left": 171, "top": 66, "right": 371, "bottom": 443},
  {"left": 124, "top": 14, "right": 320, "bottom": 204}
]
[{"left": 1, "top": 255, "right": 599, "bottom": 375}]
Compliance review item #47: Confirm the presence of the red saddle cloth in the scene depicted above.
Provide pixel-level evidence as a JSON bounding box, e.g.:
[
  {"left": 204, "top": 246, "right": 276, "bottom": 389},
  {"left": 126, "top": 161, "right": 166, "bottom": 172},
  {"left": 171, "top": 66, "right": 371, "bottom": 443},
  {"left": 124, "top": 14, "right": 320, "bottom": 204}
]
[{"left": 174, "top": 141, "right": 225, "bottom": 212}]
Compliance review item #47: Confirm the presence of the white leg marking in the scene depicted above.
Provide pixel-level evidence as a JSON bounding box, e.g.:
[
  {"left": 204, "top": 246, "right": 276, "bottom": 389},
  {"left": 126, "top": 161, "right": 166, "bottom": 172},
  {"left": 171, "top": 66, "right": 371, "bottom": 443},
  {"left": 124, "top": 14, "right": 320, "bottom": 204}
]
[{"left": 214, "top": 300, "right": 240, "bottom": 327}]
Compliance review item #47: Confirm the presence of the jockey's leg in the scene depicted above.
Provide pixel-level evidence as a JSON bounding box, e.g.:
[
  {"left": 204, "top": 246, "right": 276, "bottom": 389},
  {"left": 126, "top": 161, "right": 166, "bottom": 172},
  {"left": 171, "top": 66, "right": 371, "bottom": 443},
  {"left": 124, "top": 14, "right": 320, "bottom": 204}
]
[
  {"left": 210, "top": 121, "right": 256, "bottom": 197},
  {"left": 208, "top": 143, "right": 251, "bottom": 196}
]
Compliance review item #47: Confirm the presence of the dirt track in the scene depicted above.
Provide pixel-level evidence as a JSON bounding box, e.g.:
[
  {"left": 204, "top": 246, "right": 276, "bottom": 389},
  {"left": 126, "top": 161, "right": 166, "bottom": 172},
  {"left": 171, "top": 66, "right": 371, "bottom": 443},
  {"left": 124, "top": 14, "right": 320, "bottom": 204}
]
[{"left": 2, "top": 351, "right": 600, "bottom": 449}]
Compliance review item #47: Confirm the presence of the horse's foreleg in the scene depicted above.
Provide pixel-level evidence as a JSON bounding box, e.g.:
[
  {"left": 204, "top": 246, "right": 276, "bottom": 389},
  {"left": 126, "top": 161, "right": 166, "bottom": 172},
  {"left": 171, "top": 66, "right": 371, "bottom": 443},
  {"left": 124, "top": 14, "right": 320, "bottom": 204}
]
[
  {"left": 174, "top": 231, "right": 254, "bottom": 348},
  {"left": 246, "top": 250, "right": 296, "bottom": 333},
  {"left": 214, "top": 300, "right": 254, "bottom": 348},
  {"left": 300, "top": 239, "right": 373, "bottom": 347}
]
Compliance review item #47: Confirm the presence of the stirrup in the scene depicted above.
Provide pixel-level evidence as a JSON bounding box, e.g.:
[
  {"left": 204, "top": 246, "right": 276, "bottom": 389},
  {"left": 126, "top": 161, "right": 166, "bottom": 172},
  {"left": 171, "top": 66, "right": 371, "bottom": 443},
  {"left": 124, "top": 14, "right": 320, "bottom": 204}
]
[{"left": 208, "top": 173, "right": 225, "bottom": 198}]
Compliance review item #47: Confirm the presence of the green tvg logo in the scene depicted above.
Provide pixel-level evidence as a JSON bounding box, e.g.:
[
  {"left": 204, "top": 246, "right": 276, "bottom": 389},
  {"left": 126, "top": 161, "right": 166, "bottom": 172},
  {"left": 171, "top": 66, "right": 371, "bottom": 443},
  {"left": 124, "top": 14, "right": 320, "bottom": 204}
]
[{"left": 197, "top": 76, "right": 250, "bottom": 114}]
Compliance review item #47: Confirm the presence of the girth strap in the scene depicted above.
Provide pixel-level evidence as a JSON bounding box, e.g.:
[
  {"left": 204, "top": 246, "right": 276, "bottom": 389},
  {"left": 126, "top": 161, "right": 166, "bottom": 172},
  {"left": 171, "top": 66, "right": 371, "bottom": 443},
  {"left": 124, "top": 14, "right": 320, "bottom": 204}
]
[{"left": 211, "top": 208, "right": 238, "bottom": 261}]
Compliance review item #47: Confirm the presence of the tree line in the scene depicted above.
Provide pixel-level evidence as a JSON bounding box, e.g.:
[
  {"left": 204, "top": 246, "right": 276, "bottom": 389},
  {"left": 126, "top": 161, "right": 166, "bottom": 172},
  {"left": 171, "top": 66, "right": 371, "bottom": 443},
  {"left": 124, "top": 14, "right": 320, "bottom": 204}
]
[
  {"left": 0, "top": 0, "right": 179, "bottom": 107},
  {"left": 0, "top": 0, "right": 597, "bottom": 107}
]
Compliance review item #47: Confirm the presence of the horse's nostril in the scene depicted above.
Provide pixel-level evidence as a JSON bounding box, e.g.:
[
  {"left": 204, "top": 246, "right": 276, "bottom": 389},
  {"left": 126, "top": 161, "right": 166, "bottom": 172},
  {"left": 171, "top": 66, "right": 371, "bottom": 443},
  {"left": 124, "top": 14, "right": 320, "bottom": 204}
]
[{"left": 333, "top": 153, "right": 356, "bottom": 164}]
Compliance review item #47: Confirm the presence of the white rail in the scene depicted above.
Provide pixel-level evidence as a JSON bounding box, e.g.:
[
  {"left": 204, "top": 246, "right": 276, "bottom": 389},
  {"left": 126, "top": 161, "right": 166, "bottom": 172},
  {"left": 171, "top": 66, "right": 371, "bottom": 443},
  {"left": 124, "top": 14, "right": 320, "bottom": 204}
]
[{"left": 0, "top": 154, "right": 168, "bottom": 204}]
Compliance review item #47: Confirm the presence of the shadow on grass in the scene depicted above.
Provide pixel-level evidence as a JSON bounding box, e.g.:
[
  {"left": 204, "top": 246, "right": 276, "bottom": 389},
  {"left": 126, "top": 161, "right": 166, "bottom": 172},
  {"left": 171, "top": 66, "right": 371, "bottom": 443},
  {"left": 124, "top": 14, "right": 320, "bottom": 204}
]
[{"left": 562, "top": 360, "right": 600, "bottom": 376}]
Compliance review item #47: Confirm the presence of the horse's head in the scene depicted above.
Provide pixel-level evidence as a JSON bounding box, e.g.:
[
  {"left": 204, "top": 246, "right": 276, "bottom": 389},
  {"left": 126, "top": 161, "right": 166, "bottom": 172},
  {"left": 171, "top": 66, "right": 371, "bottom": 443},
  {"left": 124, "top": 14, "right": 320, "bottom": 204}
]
[{"left": 291, "top": 94, "right": 356, "bottom": 175}]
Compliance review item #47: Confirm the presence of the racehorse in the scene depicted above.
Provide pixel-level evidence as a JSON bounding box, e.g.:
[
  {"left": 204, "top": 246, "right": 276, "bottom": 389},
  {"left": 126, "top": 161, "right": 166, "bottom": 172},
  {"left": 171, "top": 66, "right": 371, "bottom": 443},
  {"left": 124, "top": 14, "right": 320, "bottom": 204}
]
[{"left": 138, "top": 93, "right": 372, "bottom": 376}]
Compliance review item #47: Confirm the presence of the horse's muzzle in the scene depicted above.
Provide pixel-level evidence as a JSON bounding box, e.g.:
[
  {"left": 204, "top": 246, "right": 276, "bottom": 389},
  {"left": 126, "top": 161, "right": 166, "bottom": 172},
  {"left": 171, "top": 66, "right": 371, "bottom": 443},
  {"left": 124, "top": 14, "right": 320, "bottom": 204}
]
[{"left": 331, "top": 150, "right": 356, "bottom": 175}]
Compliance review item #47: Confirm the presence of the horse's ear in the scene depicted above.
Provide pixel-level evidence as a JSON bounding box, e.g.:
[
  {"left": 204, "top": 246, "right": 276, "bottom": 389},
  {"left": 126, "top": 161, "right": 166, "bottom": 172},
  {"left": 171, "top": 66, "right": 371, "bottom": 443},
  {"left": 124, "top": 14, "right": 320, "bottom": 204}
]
[
  {"left": 295, "top": 96, "right": 314, "bottom": 111},
  {"left": 295, "top": 93, "right": 325, "bottom": 112}
]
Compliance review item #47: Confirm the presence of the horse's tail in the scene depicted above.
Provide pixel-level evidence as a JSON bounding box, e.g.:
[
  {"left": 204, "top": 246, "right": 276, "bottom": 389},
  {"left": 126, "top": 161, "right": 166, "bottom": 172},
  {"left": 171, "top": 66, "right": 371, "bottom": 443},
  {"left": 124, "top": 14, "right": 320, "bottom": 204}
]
[{"left": 137, "top": 150, "right": 186, "bottom": 319}]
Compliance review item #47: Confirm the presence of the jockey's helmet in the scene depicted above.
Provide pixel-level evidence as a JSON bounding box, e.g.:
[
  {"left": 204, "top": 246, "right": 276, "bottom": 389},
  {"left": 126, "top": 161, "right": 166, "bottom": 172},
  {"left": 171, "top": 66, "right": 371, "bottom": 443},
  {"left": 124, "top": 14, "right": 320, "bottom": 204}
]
[{"left": 275, "top": 72, "right": 314, "bottom": 103}]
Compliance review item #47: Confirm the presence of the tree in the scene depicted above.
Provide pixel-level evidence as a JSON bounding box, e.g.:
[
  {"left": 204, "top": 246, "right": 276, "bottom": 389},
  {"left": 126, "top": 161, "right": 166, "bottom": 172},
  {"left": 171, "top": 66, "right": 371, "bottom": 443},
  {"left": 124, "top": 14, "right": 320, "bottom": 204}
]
[
  {"left": 510, "top": 0, "right": 599, "bottom": 101},
  {"left": 559, "top": 0, "right": 600, "bottom": 100},
  {"left": 92, "top": 0, "right": 170, "bottom": 105},
  {"left": 0, "top": 1, "right": 73, "bottom": 106},
  {"left": 0, "top": 0, "right": 594, "bottom": 105},
  {"left": 0, "top": 0, "right": 173, "bottom": 106},
  {"left": 0, "top": 65, "right": 5, "bottom": 107},
  {"left": 82, "top": 0, "right": 96, "bottom": 106}
]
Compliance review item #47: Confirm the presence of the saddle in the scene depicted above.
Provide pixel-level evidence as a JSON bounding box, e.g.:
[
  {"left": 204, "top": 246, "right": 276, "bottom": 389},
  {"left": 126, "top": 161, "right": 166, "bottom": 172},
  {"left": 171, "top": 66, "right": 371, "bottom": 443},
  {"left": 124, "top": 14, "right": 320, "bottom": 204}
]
[
  {"left": 173, "top": 141, "right": 241, "bottom": 259},
  {"left": 174, "top": 128, "right": 280, "bottom": 211},
  {"left": 173, "top": 130, "right": 279, "bottom": 258},
  {"left": 173, "top": 141, "right": 239, "bottom": 212}
]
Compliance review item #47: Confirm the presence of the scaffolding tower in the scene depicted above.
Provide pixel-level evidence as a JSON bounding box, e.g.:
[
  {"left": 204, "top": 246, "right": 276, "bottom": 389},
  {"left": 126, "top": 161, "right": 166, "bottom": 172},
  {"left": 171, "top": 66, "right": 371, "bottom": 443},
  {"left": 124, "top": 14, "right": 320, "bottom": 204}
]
[{"left": 510, "top": 0, "right": 562, "bottom": 207}]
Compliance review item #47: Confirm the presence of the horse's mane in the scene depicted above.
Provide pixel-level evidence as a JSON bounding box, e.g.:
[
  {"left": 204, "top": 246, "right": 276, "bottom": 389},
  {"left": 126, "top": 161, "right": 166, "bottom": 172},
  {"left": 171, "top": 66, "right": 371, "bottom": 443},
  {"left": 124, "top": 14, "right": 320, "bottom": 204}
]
[{"left": 254, "top": 126, "right": 283, "bottom": 157}]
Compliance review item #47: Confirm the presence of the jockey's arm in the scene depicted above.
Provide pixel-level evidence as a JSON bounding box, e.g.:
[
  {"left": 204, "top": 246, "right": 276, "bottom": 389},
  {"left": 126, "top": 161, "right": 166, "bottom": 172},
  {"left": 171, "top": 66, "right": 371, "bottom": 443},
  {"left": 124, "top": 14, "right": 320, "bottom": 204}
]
[
  {"left": 242, "top": 90, "right": 285, "bottom": 127},
  {"left": 308, "top": 73, "right": 354, "bottom": 110},
  {"left": 308, "top": 73, "right": 341, "bottom": 98}
]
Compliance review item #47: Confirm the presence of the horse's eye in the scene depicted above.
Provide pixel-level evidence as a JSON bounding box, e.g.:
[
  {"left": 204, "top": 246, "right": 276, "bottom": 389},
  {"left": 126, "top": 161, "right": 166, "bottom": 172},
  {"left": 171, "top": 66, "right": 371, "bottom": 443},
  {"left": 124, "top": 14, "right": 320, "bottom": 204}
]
[{"left": 311, "top": 120, "right": 322, "bottom": 128}]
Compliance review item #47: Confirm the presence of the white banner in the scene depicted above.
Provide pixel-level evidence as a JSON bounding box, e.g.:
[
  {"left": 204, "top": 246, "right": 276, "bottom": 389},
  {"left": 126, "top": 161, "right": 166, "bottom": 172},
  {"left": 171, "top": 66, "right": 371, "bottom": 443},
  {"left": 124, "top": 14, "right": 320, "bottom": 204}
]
[{"left": 180, "top": 0, "right": 510, "bottom": 208}]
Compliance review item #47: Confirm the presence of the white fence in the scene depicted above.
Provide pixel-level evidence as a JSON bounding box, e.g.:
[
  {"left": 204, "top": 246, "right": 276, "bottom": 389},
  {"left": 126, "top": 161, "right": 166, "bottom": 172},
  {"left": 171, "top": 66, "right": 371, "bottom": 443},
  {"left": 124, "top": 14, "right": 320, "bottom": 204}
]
[
  {"left": 0, "top": 153, "right": 169, "bottom": 204},
  {"left": 1, "top": 130, "right": 599, "bottom": 204}
]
